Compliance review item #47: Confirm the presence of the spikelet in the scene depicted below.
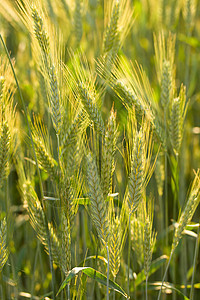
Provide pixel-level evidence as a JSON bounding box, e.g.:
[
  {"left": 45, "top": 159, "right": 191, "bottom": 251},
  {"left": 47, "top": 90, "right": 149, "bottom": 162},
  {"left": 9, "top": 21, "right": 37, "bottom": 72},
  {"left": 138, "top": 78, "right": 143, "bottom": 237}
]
[
  {"left": 86, "top": 153, "right": 109, "bottom": 244},
  {"left": 78, "top": 82, "right": 105, "bottom": 134},
  {"left": 0, "top": 121, "right": 10, "bottom": 188},
  {"left": 127, "top": 128, "right": 145, "bottom": 214},
  {"left": 169, "top": 85, "right": 187, "bottom": 156},
  {"left": 160, "top": 60, "right": 172, "bottom": 109},
  {"left": 74, "top": 0, "right": 83, "bottom": 45},
  {"left": 103, "top": 0, "right": 120, "bottom": 54},
  {"left": 0, "top": 217, "right": 9, "bottom": 272},
  {"left": 101, "top": 108, "right": 118, "bottom": 200},
  {"left": 171, "top": 170, "right": 200, "bottom": 252}
]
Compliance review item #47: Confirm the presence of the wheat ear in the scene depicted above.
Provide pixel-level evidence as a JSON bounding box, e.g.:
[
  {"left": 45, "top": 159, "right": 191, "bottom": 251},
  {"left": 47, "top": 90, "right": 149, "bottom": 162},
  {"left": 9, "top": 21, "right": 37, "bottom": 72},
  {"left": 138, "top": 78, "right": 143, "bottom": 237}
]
[
  {"left": 23, "top": 181, "right": 61, "bottom": 269},
  {"left": 0, "top": 121, "right": 10, "bottom": 188},
  {"left": 169, "top": 85, "right": 187, "bottom": 156},
  {"left": 49, "top": 65, "right": 62, "bottom": 133},
  {"left": 0, "top": 217, "right": 9, "bottom": 272},
  {"left": 103, "top": 0, "right": 120, "bottom": 54},
  {"left": 160, "top": 60, "right": 172, "bottom": 109},
  {"left": 78, "top": 82, "right": 105, "bottom": 134},
  {"left": 101, "top": 107, "right": 118, "bottom": 200},
  {"left": 157, "top": 170, "right": 200, "bottom": 300},
  {"left": 32, "top": 7, "right": 50, "bottom": 66},
  {"left": 86, "top": 152, "right": 109, "bottom": 244},
  {"left": 127, "top": 128, "right": 145, "bottom": 214}
]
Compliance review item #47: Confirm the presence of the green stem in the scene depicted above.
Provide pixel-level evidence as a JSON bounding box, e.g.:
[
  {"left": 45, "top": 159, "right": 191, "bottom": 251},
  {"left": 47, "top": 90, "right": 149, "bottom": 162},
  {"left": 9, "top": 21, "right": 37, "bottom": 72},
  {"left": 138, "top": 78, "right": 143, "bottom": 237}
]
[
  {"left": 0, "top": 34, "right": 56, "bottom": 300},
  {"left": 31, "top": 241, "right": 40, "bottom": 300},
  {"left": 157, "top": 252, "right": 173, "bottom": 300},
  {"left": 146, "top": 276, "right": 148, "bottom": 300},
  {"left": 164, "top": 110, "right": 168, "bottom": 249},
  {"left": 127, "top": 214, "right": 131, "bottom": 296},
  {"left": 189, "top": 223, "right": 200, "bottom": 300},
  {"left": 0, "top": 273, "right": 4, "bottom": 300},
  {"left": 113, "top": 277, "right": 116, "bottom": 300},
  {"left": 67, "top": 283, "right": 70, "bottom": 300},
  {"left": 106, "top": 244, "right": 110, "bottom": 300}
]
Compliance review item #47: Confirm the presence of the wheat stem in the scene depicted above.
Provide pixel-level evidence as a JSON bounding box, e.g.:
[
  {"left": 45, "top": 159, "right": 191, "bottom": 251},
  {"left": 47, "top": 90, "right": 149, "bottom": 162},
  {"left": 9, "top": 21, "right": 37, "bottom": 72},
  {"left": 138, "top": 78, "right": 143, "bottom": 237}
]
[
  {"left": 157, "top": 252, "right": 173, "bottom": 300},
  {"left": 145, "top": 276, "right": 148, "bottom": 300},
  {"left": 164, "top": 110, "right": 168, "bottom": 249},
  {"left": 190, "top": 222, "right": 200, "bottom": 300},
  {"left": 127, "top": 214, "right": 131, "bottom": 296},
  {"left": 106, "top": 244, "right": 110, "bottom": 300}
]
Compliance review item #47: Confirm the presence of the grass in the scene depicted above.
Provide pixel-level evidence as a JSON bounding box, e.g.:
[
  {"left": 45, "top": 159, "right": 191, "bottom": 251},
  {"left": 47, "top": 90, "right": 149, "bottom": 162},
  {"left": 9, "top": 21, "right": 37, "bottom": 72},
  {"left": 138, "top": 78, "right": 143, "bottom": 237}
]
[{"left": 0, "top": 0, "right": 200, "bottom": 299}]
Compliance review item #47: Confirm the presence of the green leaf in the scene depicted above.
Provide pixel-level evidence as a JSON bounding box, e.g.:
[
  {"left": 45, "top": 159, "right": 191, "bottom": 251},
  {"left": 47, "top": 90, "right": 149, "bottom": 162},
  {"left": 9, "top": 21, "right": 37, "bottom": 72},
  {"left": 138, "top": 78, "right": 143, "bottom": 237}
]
[
  {"left": 178, "top": 34, "right": 200, "bottom": 48},
  {"left": 135, "top": 255, "right": 168, "bottom": 287},
  {"left": 57, "top": 267, "right": 129, "bottom": 298}
]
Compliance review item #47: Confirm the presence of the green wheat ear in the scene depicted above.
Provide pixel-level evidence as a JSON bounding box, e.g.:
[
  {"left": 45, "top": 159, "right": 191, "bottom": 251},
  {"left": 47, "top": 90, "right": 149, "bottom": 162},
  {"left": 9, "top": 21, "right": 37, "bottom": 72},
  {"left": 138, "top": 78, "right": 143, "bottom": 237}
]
[
  {"left": 0, "top": 120, "right": 10, "bottom": 188},
  {"left": 74, "top": 0, "right": 83, "bottom": 46},
  {"left": 169, "top": 84, "right": 187, "bottom": 156},
  {"left": 22, "top": 180, "right": 62, "bottom": 270},
  {"left": 0, "top": 217, "right": 9, "bottom": 272},
  {"left": 86, "top": 152, "right": 109, "bottom": 245},
  {"left": 78, "top": 82, "right": 105, "bottom": 134},
  {"left": 171, "top": 170, "right": 200, "bottom": 252},
  {"left": 160, "top": 60, "right": 172, "bottom": 109},
  {"left": 127, "top": 128, "right": 145, "bottom": 214},
  {"left": 32, "top": 116, "right": 58, "bottom": 182},
  {"left": 103, "top": 0, "right": 120, "bottom": 54},
  {"left": 32, "top": 7, "right": 50, "bottom": 66}
]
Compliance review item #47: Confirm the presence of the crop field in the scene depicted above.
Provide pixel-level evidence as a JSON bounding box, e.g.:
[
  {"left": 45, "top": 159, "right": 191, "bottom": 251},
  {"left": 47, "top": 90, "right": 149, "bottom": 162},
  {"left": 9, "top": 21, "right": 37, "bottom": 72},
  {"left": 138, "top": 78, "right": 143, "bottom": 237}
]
[{"left": 0, "top": 0, "right": 200, "bottom": 299}]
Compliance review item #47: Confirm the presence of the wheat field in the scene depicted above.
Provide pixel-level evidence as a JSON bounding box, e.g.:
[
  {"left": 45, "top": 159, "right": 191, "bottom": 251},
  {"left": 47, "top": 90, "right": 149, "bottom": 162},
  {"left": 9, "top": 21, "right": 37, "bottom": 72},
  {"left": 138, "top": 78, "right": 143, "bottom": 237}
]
[{"left": 0, "top": 0, "right": 200, "bottom": 299}]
